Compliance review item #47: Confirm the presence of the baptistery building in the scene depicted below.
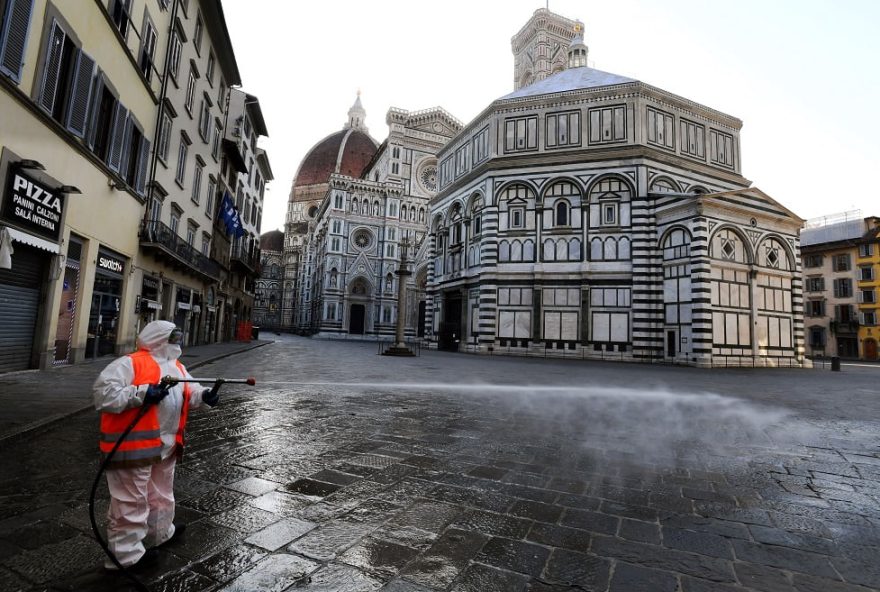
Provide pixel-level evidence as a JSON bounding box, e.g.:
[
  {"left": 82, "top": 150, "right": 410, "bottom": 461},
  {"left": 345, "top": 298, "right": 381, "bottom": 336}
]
[{"left": 425, "top": 10, "right": 806, "bottom": 366}]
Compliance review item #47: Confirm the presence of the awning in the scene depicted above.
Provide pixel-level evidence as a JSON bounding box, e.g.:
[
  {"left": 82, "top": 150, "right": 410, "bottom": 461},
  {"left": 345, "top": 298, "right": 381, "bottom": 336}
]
[
  {"left": 177, "top": 302, "right": 191, "bottom": 310},
  {"left": 144, "top": 299, "right": 161, "bottom": 310},
  {"left": 6, "top": 227, "right": 60, "bottom": 254}
]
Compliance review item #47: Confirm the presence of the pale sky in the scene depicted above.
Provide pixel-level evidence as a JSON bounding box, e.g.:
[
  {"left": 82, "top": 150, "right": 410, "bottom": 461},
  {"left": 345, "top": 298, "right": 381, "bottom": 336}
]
[{"left": 223, "top": 0, "right": 880, "bottom": 233}]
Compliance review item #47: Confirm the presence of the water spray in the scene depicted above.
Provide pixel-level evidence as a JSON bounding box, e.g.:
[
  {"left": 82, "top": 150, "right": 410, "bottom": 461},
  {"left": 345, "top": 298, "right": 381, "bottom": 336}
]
[{"left": 89, "top": 375, "right": 256, "bottom": 590}]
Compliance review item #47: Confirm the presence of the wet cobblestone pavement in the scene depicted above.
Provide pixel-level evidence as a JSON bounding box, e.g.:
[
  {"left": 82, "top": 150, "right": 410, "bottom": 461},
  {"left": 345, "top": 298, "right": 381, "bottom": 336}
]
[{"left": 1, "top": 335, "right": 879, "bottom": 591}]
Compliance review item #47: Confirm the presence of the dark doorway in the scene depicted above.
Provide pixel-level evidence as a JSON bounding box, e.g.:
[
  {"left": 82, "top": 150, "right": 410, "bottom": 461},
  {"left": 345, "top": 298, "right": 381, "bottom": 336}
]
[
  {"left": 438, "top": 292, "right": 462, "bottom": 351},
  {"left": 417, "top": 301, "right": 426, "bottom": 337},
  {"left": 837, "top": 337, "right": 858, "bottom": 358},
  {"left": 666, "top": 330, "right": 676, "bottom": 357},
  {"left": 349, "top": 304, "right": 365, "bottom": 335}
]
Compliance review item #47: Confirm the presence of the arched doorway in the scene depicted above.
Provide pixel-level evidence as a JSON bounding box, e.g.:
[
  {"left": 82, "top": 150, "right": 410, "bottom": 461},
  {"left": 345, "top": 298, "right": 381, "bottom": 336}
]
[
  {"left": 347, "top": 277, "right": 371, "bottom": 336},
  {"left": 864, "top": 339, "right": 878, "bottom": 360},
  {"left": 349, "top": 304, "right": 365, "bottom": 334}
]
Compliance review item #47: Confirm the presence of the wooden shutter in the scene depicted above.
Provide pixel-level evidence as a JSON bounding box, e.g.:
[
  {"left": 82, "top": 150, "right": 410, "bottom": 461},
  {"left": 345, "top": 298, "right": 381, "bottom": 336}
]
[
  {"left": 38, "top": 19, "right": 66, "bottom": 114},
  {"left": 0, "top": 0, "right": 35, "bottom": 82},
  {"left": 65, "top": 50, "right": 95, "bottom": 137},
  {"left": 86, "top": 70, "right": 104, "bottom": 149},
  {"left": 118, "top": 117, "right": 135, "bottom": 177},
  {"left": 135, "top": 136, "right": 150, "bottom": 195},
  {"left": 107, "top": 103, "right": 129, "bottom": 172}
]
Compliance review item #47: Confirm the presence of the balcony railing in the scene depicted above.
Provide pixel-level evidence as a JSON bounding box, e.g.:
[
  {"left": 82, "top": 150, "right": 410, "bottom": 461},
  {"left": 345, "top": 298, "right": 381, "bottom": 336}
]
[
  {"left": 140, "top": 220, "right": 221, "bottom": 280},
  {"left": 231, "top": 242, "right": 260, "bottom": 274}
]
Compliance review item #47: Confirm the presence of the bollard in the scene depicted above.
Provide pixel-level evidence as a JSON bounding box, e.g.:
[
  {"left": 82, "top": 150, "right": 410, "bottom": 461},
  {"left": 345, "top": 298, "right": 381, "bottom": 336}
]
[{"left": 831, "top": 356, "right": 841, "bottom": 371}]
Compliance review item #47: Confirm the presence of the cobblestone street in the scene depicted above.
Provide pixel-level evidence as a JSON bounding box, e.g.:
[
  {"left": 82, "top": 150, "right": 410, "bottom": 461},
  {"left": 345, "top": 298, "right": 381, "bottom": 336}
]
[{"left": 1, "top": 335, "right": 879, "bottom": 591}]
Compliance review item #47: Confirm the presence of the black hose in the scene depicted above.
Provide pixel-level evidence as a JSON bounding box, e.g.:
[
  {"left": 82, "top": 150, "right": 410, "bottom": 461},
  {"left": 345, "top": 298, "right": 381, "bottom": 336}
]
[{"left": 88, "top": 403, "right": 152, "bottom": 592}]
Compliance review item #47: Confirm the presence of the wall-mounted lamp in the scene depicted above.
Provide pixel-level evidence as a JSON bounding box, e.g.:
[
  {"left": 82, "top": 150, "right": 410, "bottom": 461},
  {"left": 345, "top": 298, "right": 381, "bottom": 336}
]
[
  {"left": 108, "top": 177, "right": 126, "bottom": 191},
  {"left": 18, "top": 159, "right": 46, "bottom": 171},
  {"left": 58, "top": 185, "right": 81, "bottom": 194}
]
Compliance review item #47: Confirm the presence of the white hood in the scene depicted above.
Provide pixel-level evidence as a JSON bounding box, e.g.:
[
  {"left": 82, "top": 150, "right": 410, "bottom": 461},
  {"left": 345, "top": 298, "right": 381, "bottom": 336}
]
[{"left": 137, "top": 320, "right": 181, "bottom": 361}]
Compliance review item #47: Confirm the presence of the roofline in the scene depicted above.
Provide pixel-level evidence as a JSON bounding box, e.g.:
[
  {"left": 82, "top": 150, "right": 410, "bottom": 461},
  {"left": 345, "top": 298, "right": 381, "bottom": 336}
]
[
  {"left": 200, "top": 0, "right": 241, "bottom": 86},
  {"left": 245, "top": 93, "right": 269, "bottom": 137},
  {"left": 256, "top": 148, "right": 273, "bottom": 180},
  {"left": 440, "top": 78, "right": 743, "bottom": 162}
]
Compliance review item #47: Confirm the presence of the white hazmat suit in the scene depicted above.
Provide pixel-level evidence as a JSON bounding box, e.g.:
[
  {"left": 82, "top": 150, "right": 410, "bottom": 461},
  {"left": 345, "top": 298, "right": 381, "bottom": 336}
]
[{"left": 93, "top": 320, "right": 212, "bottom": 569}]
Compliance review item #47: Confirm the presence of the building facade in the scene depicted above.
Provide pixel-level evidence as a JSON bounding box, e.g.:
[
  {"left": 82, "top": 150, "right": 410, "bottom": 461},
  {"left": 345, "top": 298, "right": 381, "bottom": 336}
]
[
  {"left": 283, "top": 102, "right": 461, "bottom": 338},
  {"left": 0, "top": 0, "right": 267, "bottom": 373},
  {"left": 801, "top": 214, "right": 880, "bottom": 360},
  {"left": 254, "top": 228, "right": 283, "bottom": 330},
  {"left": 426, "top": 13, "right": 806, "bottom": 367}
]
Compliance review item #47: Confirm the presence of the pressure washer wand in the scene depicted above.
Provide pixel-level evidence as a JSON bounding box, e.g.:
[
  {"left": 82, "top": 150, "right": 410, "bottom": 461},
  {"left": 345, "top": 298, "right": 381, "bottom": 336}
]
[{"left": 160, "top": 376, "right": 257, "bottom": 386}]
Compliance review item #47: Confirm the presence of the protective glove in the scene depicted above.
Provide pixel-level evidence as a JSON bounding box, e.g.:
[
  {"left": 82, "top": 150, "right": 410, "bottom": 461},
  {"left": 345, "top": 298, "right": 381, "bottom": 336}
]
[
  {"left": 203, "top": 380, "right": 224, "bottom": 407},
  {"left": 144, "top": 383, "right": 170, "bottom": 405}
]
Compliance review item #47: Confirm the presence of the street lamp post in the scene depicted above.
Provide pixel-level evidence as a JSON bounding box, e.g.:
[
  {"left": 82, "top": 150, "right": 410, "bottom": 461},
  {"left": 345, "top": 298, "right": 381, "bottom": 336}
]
[{"left": 383, "top": 238, "right": 416, "bottom": 356}]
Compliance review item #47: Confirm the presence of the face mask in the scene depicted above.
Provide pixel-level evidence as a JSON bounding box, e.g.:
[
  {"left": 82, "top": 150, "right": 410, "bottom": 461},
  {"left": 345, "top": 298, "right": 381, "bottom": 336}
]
[
  {"left": 166, "top": 344, "right": 182, "bottom": 360},
  {"left": 153, "top": 343, "right": 182, "bottom": 361}
]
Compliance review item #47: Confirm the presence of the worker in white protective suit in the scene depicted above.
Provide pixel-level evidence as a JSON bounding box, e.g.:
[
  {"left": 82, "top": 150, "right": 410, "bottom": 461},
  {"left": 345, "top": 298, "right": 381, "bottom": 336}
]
[{"left": 93, "top": 320, "right": 221, "bottom": 570}]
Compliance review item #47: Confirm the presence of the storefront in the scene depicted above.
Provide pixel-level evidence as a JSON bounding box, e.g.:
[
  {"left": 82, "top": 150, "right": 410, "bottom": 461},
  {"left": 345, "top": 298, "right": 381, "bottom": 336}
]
[
  {"left": 86, "top": 248, "right": 127, "bottom": 359},
  {"left": 0, "top": 163, "right": 65, "bottom": 372},
  {"left": 52, "top": 237, "right": 83, "bottom": 364},
  {"left": 137, "top": 274, "right": 161, "bottom": 333},
  {"left": 174, "top": 286, "right": 192, "bottom": 345}
]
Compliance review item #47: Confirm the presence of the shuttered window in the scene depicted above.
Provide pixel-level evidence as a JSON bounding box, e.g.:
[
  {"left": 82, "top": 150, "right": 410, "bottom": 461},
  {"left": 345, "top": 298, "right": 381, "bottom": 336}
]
[
  {"left": 65, "top": 51, "right": 95, "bottom": 137},
  {"left": 0, "top": 0, "right": 35, "bottom": 82},
  {"left": 38, "top": 19, "right": 69, "bottom": 116},
  {"left": 107, "top": 103, "right": 129, "bottom": 172},
  {"left": 37, "top": 18, "right": 101, "bottom": 140}
]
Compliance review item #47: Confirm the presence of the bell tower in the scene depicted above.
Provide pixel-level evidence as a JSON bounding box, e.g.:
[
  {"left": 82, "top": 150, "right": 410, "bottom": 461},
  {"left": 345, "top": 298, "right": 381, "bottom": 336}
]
[{"left": 511, "top": 8, "right": 582, "bottom": 90}]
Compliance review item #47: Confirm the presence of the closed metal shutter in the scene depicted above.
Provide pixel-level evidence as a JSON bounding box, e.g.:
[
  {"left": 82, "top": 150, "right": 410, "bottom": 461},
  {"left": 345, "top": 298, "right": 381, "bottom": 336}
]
[{"left": 0, "top": 244, "right": 46, "bottom": 372}]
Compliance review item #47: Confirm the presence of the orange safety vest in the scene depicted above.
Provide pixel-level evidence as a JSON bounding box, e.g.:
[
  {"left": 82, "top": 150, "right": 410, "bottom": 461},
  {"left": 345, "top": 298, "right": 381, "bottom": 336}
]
[{"left": 99, "top": 350, "right": 192, "bottom": 469}]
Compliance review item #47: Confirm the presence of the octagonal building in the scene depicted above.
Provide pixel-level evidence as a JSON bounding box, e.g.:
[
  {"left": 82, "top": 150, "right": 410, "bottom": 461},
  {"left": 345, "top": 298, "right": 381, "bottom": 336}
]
[{"left": 426, "top": 12, "right": 805, "bottom": 367}]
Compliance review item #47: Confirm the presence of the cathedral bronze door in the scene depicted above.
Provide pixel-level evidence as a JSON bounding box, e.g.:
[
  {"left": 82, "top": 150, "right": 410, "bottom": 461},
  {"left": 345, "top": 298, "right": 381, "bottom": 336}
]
[{"left": 349, "top": 304, "right": 365, "bottom": 334}]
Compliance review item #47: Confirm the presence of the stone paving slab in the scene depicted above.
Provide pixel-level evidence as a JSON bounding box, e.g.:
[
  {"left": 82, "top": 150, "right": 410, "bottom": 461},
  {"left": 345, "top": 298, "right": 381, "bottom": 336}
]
[{"left": 0, "top": 335, "right": 879, "bottom": 591}]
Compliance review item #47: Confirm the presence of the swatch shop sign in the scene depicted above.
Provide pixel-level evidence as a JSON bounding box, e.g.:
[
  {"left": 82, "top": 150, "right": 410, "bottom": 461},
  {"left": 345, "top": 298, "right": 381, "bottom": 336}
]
[
  {"left": 98, "top": 252, "right": 125, "bottom": 276},
  {"left": 2, "top": 169, "right": 65, "bottom": 242}
]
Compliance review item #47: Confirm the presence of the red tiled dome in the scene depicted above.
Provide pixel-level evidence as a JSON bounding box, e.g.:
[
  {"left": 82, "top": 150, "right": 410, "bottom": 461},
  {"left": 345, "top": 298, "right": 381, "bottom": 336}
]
[
  {"left": 291, "top": 129, "right": 378, "bottom": 194},
  {"left": 260, "top": 230, "right": 284, "bottom": 252}
]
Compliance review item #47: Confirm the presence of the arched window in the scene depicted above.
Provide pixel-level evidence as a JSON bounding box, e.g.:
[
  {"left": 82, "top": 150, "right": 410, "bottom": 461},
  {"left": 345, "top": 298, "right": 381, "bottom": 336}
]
[
  {"left": 591, "top": 238, "right": 603, "bottom": 260},
  {"left": 650, "top": 178, "right": 679, "bottom": 194},
  {"left": 662, "top": 228, "right": 691, "bottom": 261},
  {"left": 589, "top": 177, "right": 631, "bottom": 228},
  {"left": 543, "top": 239, "right": 555, "bottom": 262},
  {"left": 711, "top": 228, "right": 749, "bottom": 263},
  {"left": 511, "top": 240, "right": 523, "bottom": 261},
  {"left": 758, "top": 237, "right": 791, "bottom": 270},
  {"left": 470, "top": 195, "right": 483, "bottom": 236},
  {"left": 450, "top": 203, "right": 463, "bottom": 244},
  {"left": 556, "top": 201, "right": 569, "bottom": 226},
  {"left": 618, "top": 237, "right": 631, "bottom": 260},
  {"left": 604, "top": 237, "right": 617, "bottom": 260},
  {"left": 499, "top": 240, "right": 511, "bottom": 262}
]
